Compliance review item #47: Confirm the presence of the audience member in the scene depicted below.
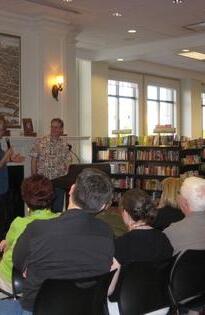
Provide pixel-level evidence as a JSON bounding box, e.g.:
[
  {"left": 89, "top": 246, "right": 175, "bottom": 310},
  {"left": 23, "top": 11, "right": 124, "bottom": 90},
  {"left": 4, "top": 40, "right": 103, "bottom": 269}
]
[
  {"left": 154, "top": 177, "right": 185, "bottom": 230},
  {"left": 108, "top": 189, "right": 173, "bottom": 315},
  {"left": 0, "top": 117, "right": 24, "bottom": 240},
  {"left": 97, "top": 207, "right": 127, "bottom": 237},
  {"left": 165, "top": 176, "right": 205, "bottom": 254},
  {"left": 0, "top": 168, "right": 115, "bottom": 314},
  {"left": 30, "top": 118, "right": 72, "bottom": 212},
  {"left": 0, "top": 175, "right": 58, "bottom": 296},
  {"left": 115, "top": 188, "right": 173, "bottom": 265}
]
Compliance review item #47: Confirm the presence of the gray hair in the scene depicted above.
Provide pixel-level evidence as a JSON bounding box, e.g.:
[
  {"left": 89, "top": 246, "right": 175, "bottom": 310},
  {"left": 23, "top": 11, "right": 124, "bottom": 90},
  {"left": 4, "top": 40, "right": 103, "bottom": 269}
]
[{"left": 180, "top": 176, "right": 205, "bottom": 212}]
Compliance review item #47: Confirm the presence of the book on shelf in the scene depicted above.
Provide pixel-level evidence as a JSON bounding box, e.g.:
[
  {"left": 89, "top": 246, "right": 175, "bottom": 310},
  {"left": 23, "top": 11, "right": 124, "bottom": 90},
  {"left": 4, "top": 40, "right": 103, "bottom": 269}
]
[{"left": 94, "top": 135, "right": 137, "bottom": 147}]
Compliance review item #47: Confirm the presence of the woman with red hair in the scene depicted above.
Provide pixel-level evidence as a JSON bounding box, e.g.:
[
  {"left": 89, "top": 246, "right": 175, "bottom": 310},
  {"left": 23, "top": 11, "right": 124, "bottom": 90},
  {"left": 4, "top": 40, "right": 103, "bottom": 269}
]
[{"left": 0, "top": 174, "right": 58, "bottom": 296}]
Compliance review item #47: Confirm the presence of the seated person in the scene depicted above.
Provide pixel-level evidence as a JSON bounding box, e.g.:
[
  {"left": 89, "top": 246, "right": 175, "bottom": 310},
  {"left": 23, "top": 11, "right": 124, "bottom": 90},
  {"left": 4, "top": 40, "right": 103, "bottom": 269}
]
[
  {"left": 97, "top": 207, "right": 127, "bottom": 237},
  {"left": 115, "top": 188, "right": 173, "bottom": 265},
  {"left": 108, "top": 189, "right": 173, "bottom": 315},
  {"left": 0, "top": 175, "right": 58, "bottom": 295},
  {"left": 0, "top": 168, "right": 116, "bottom": 314},
  {"left": 165, "top": 176, "right": 205, "bottom": 254},
  {"left": 154, "top": 177, "right": 185, "bottom": 230}
]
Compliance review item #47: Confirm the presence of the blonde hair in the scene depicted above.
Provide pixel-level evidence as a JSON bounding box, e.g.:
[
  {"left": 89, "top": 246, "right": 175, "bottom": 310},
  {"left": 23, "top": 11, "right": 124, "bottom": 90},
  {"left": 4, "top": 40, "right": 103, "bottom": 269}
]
[{"left": 159, "top": 177, "right": 183, "bottom": 208}]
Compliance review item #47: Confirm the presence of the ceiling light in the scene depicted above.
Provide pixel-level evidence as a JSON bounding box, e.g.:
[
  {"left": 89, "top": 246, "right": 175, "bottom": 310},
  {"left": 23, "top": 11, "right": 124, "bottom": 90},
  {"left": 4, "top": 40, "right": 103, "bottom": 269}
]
[
  {"left": 172, "top": 0, "right": 184, "bottom": 4},
  {"left": 128, "top": 29, "right": 136, "bottom": 33},
  {"left": 112, "top": 12, "right": 122, "bottom": 17},
  {"left": 117, "top": 58, "right": 124, "bottom": 62},
  {"left": 63, "top": 0, "right": 72, "bottom": 2},
  {"left": 181, "top": 49, "right": 190, "bottom": 52},
  {"left": 178, "top": 51, "right": 205, "bottom": 61}
]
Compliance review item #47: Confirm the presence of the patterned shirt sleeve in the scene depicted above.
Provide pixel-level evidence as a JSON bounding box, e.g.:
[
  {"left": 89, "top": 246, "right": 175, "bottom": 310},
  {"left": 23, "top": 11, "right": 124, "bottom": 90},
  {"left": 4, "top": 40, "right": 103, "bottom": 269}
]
[{"left": 30, "top": 138, "right": 41, "bottom": 158}]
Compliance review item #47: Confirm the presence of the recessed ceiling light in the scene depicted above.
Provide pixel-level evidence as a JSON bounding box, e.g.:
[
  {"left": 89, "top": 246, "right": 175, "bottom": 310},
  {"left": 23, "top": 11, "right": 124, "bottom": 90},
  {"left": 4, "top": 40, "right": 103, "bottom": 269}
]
[
  {"left": 178, "top": 51, "right": 205, "bottom": 61},
  {"left": 181, "top": 49, "right": 190, "bottom": 52},
  {"left": 117, "top": 58, "right": 124, "bottom": 62},
  {"left": 112, "top": 12, "right": 122, "bottom": 17},
  {"left": 128, "top": 29, "right": 136, "bottom": 33},
  {"left": 63, "top": 0, "right": 72, "bottom": 2},
  {"left": 172, "top": 0, "right": 184, "bottom": 4}
]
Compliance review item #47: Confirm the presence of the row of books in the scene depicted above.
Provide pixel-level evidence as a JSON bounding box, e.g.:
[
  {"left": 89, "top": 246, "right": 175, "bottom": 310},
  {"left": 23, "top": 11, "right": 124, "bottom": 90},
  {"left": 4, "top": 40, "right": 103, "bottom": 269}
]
[
  {"left": 97, "top": 149, "right": 129, "bottom": 161},
  {"left": 180, "top": 138, "right": 205, "bottom": 149},
  {"left": 95, "top": 137, "right": 205, "bottom": 148},
  {"left": 136, "top": 179, "right": 162, "bottom": 191},
  {"left": 136, "top": 150, "right": 179, "bottom": 162},
  {"left": 97, "top": 149, "right": 135, "bottom": 161},
  {"left": 94, "top": 135, "right": 137, "bottom": 147},
  {"left": 111, "top": 177, "right": 134, "bottom": 189},
  {"left": 181, "top": 155, "right": 201, "bottom": 165},
  {"left": 136, "top": 165, "right": 179, "bottom": 176},
  {"left": 138, "top": 135, "right": 177, "bottom": 146},
  {"left": 110, "top": 162, "right": 135, "bottom": 175}
]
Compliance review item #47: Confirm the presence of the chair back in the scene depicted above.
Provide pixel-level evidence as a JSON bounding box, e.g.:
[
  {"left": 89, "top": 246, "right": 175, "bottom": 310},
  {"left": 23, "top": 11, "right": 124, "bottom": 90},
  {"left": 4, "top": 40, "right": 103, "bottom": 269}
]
[
  {"left": 12, "top": 267, "right": 24, "bottom": 299},
  {"left": 169, "top": 249, "right": 205, "bottom": 306},
  {"left": 117, "top": 256, "right": 176, "bottom": 315},
  {"left": 33, "top": 270, "right": 115, "bottom": 315}
]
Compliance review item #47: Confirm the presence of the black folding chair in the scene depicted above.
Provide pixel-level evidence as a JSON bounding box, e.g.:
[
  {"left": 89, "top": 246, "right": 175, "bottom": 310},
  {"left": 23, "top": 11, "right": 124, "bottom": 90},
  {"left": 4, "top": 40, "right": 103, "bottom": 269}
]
[
  {"left": 0, "top": 266, "right": 24, "bottom": 299},
  {"left": 33, "top": 270, "right": 116, "bottom": 315},
  {"left": 11, "top": 266, "right": 24, "bottom": 299},
  {"left": 115, "top": 256, "right": 176, "bottom": 315},
  {"left": 169, "top": 249, "right": 205, "bottom": 314}
]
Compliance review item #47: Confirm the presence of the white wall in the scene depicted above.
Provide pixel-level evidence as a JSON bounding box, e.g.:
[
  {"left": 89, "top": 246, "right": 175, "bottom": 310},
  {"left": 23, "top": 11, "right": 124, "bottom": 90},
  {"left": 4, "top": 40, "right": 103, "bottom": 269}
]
[
  {"left": 1, "top": 11, "right": 204, "bottom": 140},
  {"left": 180, "top": 79, "right": 202, "bottom": 138},
  {"left": 77, "top": 59, "right": 92, "bottom": 162},
  {"left": 91, "top": 60, "right": 205, "bottom": 139},
  {"left": 91, "top": 62, "right": 108, "bottom": 137},
  {"left": 0, "top": 12, "right": 78, "bottom": 137}
]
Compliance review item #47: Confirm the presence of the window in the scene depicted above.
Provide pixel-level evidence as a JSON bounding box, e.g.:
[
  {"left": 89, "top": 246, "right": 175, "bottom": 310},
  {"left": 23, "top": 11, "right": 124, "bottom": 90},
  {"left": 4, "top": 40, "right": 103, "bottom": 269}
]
[
  {"left": 202, "top": 91, "right": 205, "bottom": 138},
  {"left": 108, "top": 80, "right": 138, "bottom": 137},
  {"left": 147, "top": 85, "right": 176, "bottom": 135}
]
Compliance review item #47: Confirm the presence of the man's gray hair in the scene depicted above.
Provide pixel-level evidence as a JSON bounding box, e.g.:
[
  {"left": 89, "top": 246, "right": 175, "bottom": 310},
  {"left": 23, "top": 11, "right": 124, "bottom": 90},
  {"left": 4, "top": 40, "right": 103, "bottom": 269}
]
[{"left": 180, "top": 176, "right": 205, "bottom": 212}]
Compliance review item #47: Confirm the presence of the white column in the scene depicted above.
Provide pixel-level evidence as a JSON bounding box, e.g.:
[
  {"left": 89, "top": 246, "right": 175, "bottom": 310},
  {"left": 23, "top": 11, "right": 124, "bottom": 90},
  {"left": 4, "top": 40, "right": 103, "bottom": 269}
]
[{"left": 181, "top": 79, "right": 202, "bottom": 138}]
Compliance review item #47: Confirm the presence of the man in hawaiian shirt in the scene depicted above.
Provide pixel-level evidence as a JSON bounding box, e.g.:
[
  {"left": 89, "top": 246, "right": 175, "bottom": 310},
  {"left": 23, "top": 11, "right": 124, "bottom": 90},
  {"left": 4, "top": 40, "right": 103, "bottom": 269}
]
[{"left": 30, "top": 118, "right": 72, "bottom": 212}]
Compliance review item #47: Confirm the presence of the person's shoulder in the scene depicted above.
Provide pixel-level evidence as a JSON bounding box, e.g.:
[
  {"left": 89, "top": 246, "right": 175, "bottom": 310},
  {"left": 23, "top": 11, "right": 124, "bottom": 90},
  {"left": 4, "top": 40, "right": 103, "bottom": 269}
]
[
  {"left": 10, "top": 216, "right": 31, "bottom": 228},
  {"left": 164, "top": 217, "right": 185, "bottom": 235},
  {"left": 10, "top": 216, "right": 23, "bottom": 224},
  {"left": 115, "top": 231, "right": 130, "bottom": 244},
  {"left": 26, "top": 215, "right": 58, "bottom": 232},
  {"left": 93, "top": 215, "right": 114, "bottom": 235}
]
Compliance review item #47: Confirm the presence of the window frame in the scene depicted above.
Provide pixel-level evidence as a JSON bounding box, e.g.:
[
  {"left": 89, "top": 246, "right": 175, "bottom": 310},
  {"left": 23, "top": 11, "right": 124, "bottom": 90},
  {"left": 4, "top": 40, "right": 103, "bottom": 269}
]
[
  {"left": 108, "top": 79, "right": 139, "bottom": 137},
  {"left": 201, "top": 87, "right": 205, "bottom": 138},
  {"left": 144, "top": 75, "right": 180, "bottom": 136}
]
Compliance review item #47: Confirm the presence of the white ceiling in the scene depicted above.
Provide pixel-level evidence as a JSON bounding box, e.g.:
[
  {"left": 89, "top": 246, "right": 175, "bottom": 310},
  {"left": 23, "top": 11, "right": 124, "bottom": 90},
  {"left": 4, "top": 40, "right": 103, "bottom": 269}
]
[{"left": 2, "top": 0, "right": 205, "bottom": 72}]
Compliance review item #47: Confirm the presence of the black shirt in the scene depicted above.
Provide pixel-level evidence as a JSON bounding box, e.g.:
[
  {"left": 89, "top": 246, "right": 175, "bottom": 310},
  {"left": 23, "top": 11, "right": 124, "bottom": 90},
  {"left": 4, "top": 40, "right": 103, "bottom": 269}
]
[
  {"left": 115, "top": 229, "right": 173, "bottom": 265},
  {"left": 153, "top": 205, "right": 185, "bottom": 230},
  {"left": 13, "top": 209, "right": 114, "bottom": 311}
]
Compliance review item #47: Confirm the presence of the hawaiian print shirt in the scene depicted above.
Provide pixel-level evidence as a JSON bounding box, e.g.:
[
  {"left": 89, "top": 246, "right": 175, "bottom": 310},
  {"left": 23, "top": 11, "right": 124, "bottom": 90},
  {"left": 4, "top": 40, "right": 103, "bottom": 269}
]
[{"left": 30, "top": 136, "right": 72, "bottom": 180}]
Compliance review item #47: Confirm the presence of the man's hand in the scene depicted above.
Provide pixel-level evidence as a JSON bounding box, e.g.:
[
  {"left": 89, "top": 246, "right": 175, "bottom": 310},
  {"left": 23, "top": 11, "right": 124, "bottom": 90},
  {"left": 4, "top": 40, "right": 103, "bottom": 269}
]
[{"left": 10, "top": 152, "right": 25, "bottom": 163}]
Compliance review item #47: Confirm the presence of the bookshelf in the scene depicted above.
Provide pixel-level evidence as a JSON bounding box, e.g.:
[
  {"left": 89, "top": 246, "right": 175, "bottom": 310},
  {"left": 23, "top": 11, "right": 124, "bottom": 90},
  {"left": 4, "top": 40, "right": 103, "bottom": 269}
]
[
  {"left": 92, "top": 137, "right": 204, "bottom": 205},
  {"left": 135, "top": 145, "right": 180, "bottom": 199},
  {"left": 92, "top": 141, "right": 136, "bottom": 205}
]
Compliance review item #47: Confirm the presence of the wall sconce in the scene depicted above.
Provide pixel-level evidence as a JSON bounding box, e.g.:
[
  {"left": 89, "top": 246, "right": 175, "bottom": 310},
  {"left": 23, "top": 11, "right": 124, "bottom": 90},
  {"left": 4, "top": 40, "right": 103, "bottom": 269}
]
[{"left": 52, "top": 75, "right": 64, "bottom": 101}]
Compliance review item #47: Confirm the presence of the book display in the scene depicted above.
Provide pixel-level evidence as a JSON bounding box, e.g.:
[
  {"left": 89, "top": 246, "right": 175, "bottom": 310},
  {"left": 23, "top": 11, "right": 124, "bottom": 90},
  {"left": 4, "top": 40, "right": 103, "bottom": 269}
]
[
  {"left": 92, "top": 140, "right": 136, "bottom": 205},
  {"left": 135, "top": 145, "right": 180, "bottom": 199},
  {"left": 92, "top": 137, "right": 205, "bottom": 205}
]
